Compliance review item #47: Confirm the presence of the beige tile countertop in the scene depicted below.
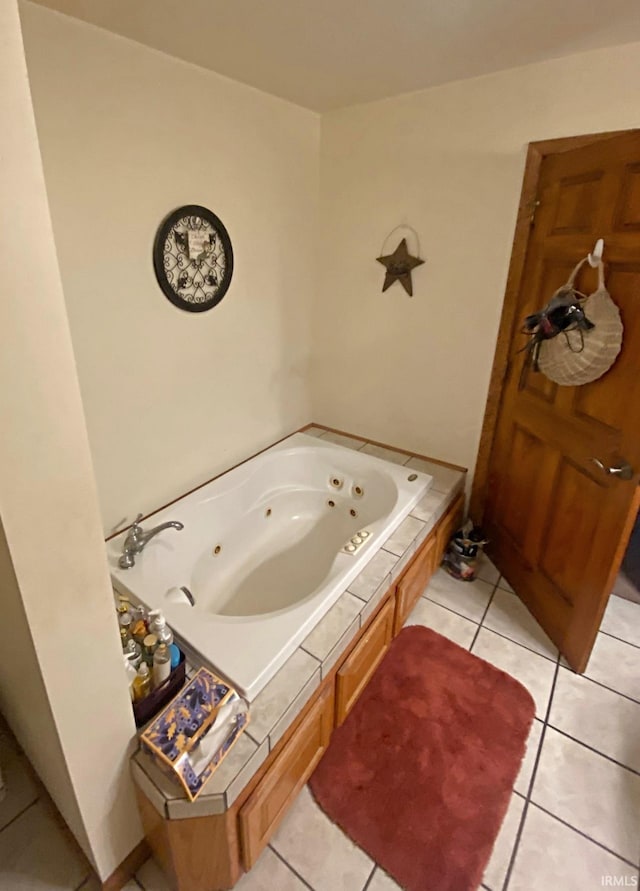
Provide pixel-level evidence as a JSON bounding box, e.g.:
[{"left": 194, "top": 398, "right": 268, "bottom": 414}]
[{"left": 131, "top": 426, "right": 466, "bottom": 821}]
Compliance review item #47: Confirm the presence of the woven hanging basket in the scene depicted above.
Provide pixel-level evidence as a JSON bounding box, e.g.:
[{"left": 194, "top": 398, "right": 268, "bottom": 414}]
[{"left": 537, "top": 289, "right": 623, "bottom": 386}]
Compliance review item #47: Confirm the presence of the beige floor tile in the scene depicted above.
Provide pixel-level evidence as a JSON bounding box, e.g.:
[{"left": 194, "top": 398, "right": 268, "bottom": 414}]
[
  {"left": 474, "top": 553, "right": 500, "bottom": 586},
  {"left": 483, "top": 588, "right": 558, "bottom": 660},
  {"left": 550, "top": 668, "right": 640, "bottom": 772},
  {"left": 509, "top": 804, "right": 637, "bottom": 891},
  {"left": 514, "top": 719, "right": 544, "bottom": 797},
  {"left": 497, "top": 575, "right": 515, "bottom": 593},
  {"left": 367, "top": 867, "right": 401, "bottom": 890},
  {"left": 584, "top": 632, "right": 640, "bottom": 702},
  {"left": 0, "top": 799, "right": 89, "bottom": 890},
  {"left": 424, "top": 569, "right": 493, "bottom": 622},
  {"left": 236, "top": 847, "right": 307, "bottom": 890},
  {"left": 271, "top": 785, "right": 373, "bottom": 891},
  {"left": 405, "top": 597, "right": 477, "bottom": 648},
  {"left": 532, "top": 727, "right": 640, "bottom": 863},
  {"left": 600, "top": 595, "right": 640, "bottom": 647},
  {"left": 0, "top": 733, "right": 40, "bottom": 831},
  {"left": 482, "top": 792, "right": 525, "bottom": 890},
  {"left": 471, "top": 628, "right": 555, "bottom": 719},
  {"left": 137, "top": 857, "right": 171, "bottom": 890}
]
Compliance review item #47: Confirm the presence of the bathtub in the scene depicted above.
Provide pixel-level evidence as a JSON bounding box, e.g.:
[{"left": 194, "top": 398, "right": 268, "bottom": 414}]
[{"left": 109, "top": 433, "right": 431, "bottom": 700}]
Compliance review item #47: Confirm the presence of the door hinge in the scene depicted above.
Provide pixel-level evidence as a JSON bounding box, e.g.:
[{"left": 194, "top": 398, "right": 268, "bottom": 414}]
[{"left": 528, "top": 199, "right": 541, "bottom": 226}]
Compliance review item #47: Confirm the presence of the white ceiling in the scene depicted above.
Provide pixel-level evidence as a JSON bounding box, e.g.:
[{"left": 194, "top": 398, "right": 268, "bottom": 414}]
[{"left": 29, "top": 0, "right": 640, "bottom": 111}]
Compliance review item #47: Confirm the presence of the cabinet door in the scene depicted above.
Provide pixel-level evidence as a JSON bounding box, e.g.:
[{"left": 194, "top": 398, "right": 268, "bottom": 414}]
[
  {"left": 239, "top": 684, "right": 334, "bottom": 870},
  {"left": 435, "top": 492, "right": 465, "bottom": 566},
  {"left": 335, "top": 597, "right": 394, "bottom": 725},
  {"left": 393, "top": 531, "right": 437, "bottom": 634}
]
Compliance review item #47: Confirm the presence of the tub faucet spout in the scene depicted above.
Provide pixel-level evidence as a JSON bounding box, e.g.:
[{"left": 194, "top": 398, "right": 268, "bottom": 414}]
[{"left": 118, "top": 513, "right": 184, "bottom": 569}]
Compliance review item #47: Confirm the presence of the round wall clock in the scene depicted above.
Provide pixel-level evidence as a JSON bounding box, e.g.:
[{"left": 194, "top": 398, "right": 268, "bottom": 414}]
[{"left": 153, "top": 204, "right": 234, "bottom": 312}]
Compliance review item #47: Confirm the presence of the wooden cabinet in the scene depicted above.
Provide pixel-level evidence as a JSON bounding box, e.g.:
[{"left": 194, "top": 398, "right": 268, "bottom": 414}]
[
  {"left": 393, "top": 531, "right": 437, "bottom": 634},
  {"left": 134, "top": 480, "right": 466, "bottom": 891},
  {"left": 335, "top": 597, "right": 394, "bottom": 725},
  {"left": 239, "top": 683, "right": 334, "bottom": 869},
  {"left": 435, "top": 492, "right": 465, "bottom": 566}
]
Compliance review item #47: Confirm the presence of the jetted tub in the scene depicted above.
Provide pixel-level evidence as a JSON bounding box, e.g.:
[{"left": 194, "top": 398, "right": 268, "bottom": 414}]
[{"left": 110, "top": 433, "right": 431, "bottom": 700}]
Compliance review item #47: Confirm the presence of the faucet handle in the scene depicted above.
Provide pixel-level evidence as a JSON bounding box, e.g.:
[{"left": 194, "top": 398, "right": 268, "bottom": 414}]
[{"left": 132, "top": 513, "right": 144, "bottom": 528}]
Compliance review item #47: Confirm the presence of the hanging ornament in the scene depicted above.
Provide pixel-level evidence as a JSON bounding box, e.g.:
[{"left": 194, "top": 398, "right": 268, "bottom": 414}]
[{"left": 376, "top": 226, "right": 425, "bottom": 296}]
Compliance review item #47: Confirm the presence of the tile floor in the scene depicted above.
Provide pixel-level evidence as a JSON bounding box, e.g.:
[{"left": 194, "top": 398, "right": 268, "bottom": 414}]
[{"left": 2, "top": 560, "right": 640, "bottom": 890}]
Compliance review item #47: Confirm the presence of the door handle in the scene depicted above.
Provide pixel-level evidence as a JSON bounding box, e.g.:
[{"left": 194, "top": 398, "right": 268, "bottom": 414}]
[{"left": 590, "top": 458, "right": 634, "bottom": 480}]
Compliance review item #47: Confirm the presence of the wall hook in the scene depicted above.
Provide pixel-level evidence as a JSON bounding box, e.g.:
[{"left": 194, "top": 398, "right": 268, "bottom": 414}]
[{"left": 588, "top": 238, "right": 604, "bottom": 267}]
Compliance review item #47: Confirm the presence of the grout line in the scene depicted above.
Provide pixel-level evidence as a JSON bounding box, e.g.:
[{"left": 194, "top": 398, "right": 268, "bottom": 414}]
[
  {"left": 419, "top": 593, "right": 482, "bottom": 629},
  {"left": 472, "top": 623, "right": 558, "bottom": 664},
  {"left": 527, "top": 801, "right": 640, "bottom": 870},
  {"left": 268, "top": 844, "right": 316, "bottom": 890},
  {"left": 362, "top": 863, "right": 378, "bottom": 891},
  {"left": 562, "top": 669, "right": 640, "bottom": 707},
  {"left": 496, "top": 580, "right": 515, "bottom": 595},
  {"left": 598, "top": 629, "right": 640, "bottom": 651},
  {"left": 0, "top": 796, "right": 40, "bottom": 836},
  {"left": 543, "top": 724, "right": 640, "bottom": 777},
  {"left": 470, "top": 583, "right": 498, "bottom": 650},
  {"left": 502, "top": 652, "right": 561, "bottom": 891}
]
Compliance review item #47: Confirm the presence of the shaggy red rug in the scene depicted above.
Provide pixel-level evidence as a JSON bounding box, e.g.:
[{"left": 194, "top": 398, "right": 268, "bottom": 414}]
[{"left": 309, "top": 626, "right": 535, "bottom": 891}]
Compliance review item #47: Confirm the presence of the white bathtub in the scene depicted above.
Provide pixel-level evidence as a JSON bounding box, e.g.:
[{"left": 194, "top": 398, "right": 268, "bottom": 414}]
[{"left": 109, "top": 433, "right": 431, "bottom": 700}]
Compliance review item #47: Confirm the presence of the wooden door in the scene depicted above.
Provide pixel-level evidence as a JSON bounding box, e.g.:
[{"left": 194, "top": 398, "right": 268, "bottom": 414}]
[{"left": 480, "top": 130, "right": 640, "bottom": 672}]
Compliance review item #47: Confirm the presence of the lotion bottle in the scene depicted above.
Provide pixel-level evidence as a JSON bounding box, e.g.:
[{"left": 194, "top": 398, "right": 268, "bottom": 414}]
[
  {"left": 153, "top": 643, "right": 171, "bottom": 688},
  {"left": 133, "top": 663, "right": 151, "bottom": 702},
  {"left": 148, "top": 610, "right": 174, "bottom": 646}
]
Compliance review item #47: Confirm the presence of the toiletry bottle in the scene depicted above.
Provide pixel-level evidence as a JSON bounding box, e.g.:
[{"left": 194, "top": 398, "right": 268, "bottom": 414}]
[
  {"left": 132, "top": 663, "right": 151, "bottom": 702},
  {"left": 118, "top": 611, "right": 133, "bottom": 640},
  {"left": 169, "top": 643, "right": 181, "bottom": 670},
  {"left": 116, "top": 595, "right": 131, "bottom": 615},
  {"left": 131, "top": 618, "right": 148, "bottom": 646},
  {"left": 123, "top": 638, "right": 143, "bottom": 670},
  {"left": 143, "top": 633, "right": 158, "bottom": 665},
  {"left": 148, "top": 610, "right": 174, "bottom": 646},
  {"left": 153, "top": 643, "right": 171, "bottom": 688},
  {"left": 124, "top": 657, "right": 137, "bottom": 701}
]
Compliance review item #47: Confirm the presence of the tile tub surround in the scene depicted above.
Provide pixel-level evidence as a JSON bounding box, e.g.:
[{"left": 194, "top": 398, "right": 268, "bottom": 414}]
[
  {"left": 304, "top": 424, "right": 466, "bottom": 502},
  {"left": 8, "top": 572, "right": 640, "bottom": 891},
  {"left": 131, "top": 433, "right": 466, "bottom": 823},
  {"left": 111, "top": 430, "right": 436, "bottom": 702}
]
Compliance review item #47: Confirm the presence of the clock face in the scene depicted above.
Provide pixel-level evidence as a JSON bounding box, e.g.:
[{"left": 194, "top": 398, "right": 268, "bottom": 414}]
[{"left": 153, "top": 205, "right": 234, "bottom": 312}]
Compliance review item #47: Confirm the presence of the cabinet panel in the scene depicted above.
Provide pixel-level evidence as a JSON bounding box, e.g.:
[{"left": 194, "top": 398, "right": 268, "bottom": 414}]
[
  {"left": 239, "top": 684, "right": 334, "bottom": 869},
  {"left": 335, "top": 597, "right": 394, "bottom": 725},
  {"left": 393, "top": 532, "right": 437, "bottom": 634},
  {"left": 435, "top": 493, "right": 465, "bottom": 566}
]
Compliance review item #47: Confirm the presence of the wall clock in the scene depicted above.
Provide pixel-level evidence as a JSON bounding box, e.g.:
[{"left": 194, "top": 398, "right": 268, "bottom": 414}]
[{"left": 153, "top": 205, "right": 234, "bottom": 312}]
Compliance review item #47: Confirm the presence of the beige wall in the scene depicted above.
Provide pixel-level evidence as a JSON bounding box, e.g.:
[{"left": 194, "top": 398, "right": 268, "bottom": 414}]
[
  {"left": 1, "top": 0, "right": 141, "bottom": 879},
  {"left": 20, "top": 1, "right": 320, "bottom": 534},
  {"left": 314, "top": 44, "right": 640, "bottom": 477}
]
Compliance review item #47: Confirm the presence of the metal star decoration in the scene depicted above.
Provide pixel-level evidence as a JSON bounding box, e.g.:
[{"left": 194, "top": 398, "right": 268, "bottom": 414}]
[{"left": 376, "top": 237, "right": 424, "bottom": 296}]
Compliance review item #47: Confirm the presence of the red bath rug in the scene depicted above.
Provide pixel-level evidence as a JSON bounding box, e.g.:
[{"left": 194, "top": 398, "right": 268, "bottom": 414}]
[{"left": 309, "top": 626, "right": 535, "bottom": 891}]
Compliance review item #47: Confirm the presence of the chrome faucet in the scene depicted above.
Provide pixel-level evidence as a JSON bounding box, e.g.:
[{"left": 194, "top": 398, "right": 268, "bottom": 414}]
[{"left": 118, "top": 513, "right": 184, "bottom": 569}]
